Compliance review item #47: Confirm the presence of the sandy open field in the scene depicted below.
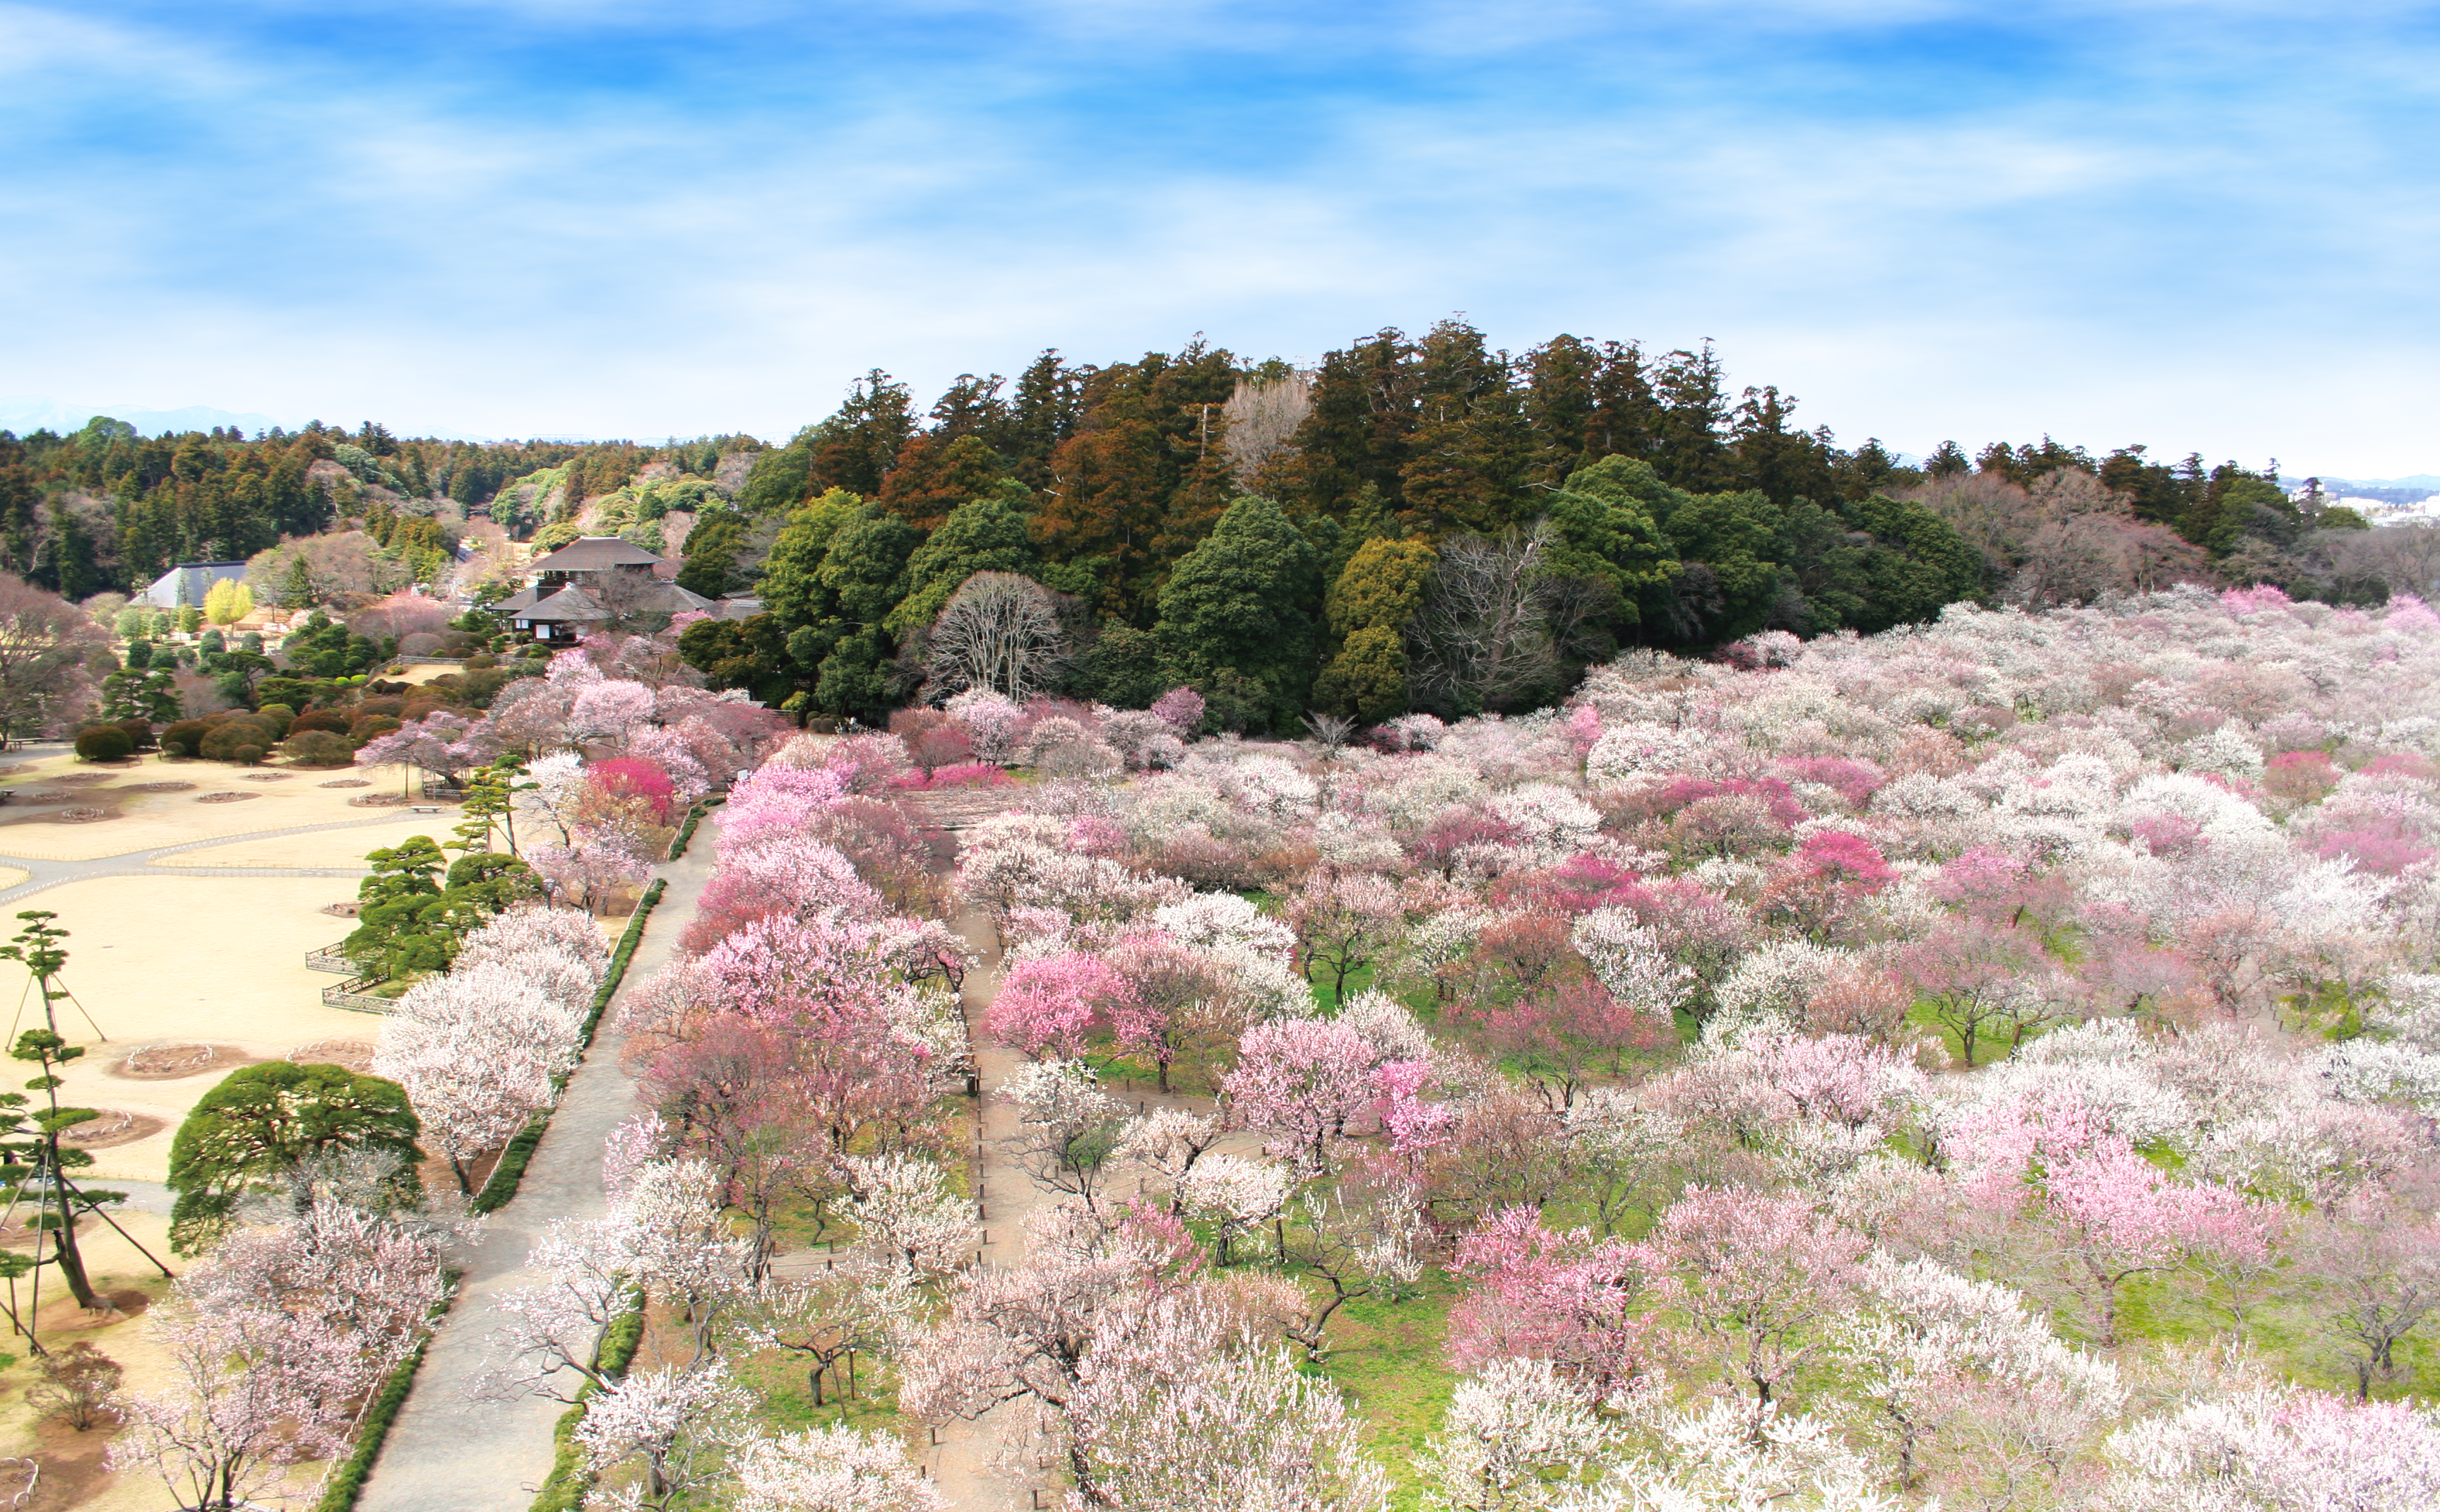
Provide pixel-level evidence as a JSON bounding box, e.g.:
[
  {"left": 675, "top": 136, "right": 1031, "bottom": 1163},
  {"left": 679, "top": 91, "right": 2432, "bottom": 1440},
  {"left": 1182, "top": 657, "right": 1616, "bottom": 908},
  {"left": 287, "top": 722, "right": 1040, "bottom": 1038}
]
[
  {"left": 25, "top": 874, "right": 388, "bottom": 1186},
  {"left": 0, "top": 745, "right": 422, "bottom": 862},
  {"left": 155, "top": 814, "right": 460, "bottom": 870}
]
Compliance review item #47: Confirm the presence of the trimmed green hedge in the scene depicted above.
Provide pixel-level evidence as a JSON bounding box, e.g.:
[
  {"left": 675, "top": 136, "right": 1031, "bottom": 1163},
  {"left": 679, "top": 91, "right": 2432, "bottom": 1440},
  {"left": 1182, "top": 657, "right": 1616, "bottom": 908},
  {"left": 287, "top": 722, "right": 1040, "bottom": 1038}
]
[
  {"left": 528, "top": 1304, "right": 647, "bottom": 1512},
  {"left": 470, "top": 879, "right": 667, "bottom": 1215},
  {"left": 313, "top": 1269, "right": 461, "bottom": 1512},
  {"left": 667, "top": 794, "right": 722, "bottom": 861}
]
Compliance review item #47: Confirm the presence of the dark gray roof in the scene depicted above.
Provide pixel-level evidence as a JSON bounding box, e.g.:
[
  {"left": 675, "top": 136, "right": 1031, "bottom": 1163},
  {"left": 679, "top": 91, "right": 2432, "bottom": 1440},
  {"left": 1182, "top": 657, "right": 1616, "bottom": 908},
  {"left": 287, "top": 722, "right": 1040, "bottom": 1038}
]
[
  {"left": 525, "top": 536, "right": 665, "bottom": 573},
  {"left": 513, "top": 579, "right": 715, "bottom": 624},
  {"left": 494, "top": 585, "right": 544, "bottom": 614},
  {"left": 518, "top": 587, "right": 607, "bottom": 624}
]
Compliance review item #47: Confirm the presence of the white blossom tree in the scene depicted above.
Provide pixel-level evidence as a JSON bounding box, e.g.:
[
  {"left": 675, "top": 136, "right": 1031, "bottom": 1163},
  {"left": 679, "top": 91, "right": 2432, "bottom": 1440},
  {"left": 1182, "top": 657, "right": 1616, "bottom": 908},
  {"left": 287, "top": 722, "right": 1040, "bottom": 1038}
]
[{"left": 731, "top": 1423, "right": 945, "bottom": 1512}]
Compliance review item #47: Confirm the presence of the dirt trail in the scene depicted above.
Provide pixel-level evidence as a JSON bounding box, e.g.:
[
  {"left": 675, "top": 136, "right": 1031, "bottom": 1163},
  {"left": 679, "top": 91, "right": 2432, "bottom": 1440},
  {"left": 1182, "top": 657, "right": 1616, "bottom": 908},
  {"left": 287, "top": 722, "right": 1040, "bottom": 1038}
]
[{"left": 924, "top": 902, "right": 1054, "bottom": 1512}]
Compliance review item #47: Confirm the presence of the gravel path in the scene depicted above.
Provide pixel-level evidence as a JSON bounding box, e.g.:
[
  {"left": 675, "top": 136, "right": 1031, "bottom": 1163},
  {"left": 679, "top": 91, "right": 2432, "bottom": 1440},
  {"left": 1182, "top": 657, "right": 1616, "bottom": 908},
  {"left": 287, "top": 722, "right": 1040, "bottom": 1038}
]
[{"left": 353, "top": 824, "right": 716, "bottom": 1512}]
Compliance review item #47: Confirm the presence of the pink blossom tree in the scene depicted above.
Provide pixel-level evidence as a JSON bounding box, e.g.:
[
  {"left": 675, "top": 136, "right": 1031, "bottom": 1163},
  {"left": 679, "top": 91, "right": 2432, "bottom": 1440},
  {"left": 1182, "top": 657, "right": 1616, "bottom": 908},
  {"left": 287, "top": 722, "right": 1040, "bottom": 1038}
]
[
  {"left": 1150, "top": 685, "right": 1206, "bottom": 735},
  {"left": 1286, "top": 869, "right": 1406, "bottom": 1002},
  {"left": 374, "top": 961, "right": 583, "bottom": 1191},
  {"left": 570, "top": 677, "right": 656, "bottom": 749},
  {"left": 355, "top": 709, "right": 499, "bottom": 790},
  {"left": 1645, "top": 1185, "right": 1865, "bottom": 1413},
  {"left": 2032, "top": 1136, "right": 2271, "bottom": 1347},
  {"left": 2296, "top": 1192, "right": 2440, "bottom": 1399},
  {"left": 1894, "top": 919, "right": 2069, "bottom": 1067},
  {"left": 572, "top": 1361, "right": 751, "bottom": 1509},
  {"left": 107, "top": 1306, "right": 358, "bottom": 1510},
  {"left": 1068, "top": 1287, "right": 1391, "bottom": 1511},
  {"left": 1446, "top": 1207, "right": 1653, "bottom": 1400},
  {"left": 984, "top": 953, "right": 1136, "bottom": 1061},
  {"left": 530, "top": 829, "right": 654, "bottom": 915},
  {"left": 1221, "top": 1018, "right": 1385, "bottom": 1173},
  {"left": 1102, "top": 930, "right": 1241, "bottom": 1093},
  {"left": 1460, "top": 977, "right": 1672, "bottom": 1112}
]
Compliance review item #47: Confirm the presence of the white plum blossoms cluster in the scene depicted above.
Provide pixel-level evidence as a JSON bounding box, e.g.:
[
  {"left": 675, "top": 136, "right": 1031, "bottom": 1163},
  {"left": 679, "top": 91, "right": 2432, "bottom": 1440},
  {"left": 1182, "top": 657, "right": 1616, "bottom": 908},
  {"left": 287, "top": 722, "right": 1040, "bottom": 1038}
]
[
  {"left": 372, "top": 907, "right": 609, "bottom": 1195},
  {"left": 924, "top": 585, "right": 2440, "bottom": 1510}
]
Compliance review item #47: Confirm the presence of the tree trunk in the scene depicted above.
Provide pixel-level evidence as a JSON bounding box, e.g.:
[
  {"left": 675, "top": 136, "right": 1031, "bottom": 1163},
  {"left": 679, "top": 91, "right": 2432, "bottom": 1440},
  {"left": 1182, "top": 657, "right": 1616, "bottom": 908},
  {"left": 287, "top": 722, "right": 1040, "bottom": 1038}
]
[{"left": 48, "top": 1180, "right": 100, "bottom": 1311}]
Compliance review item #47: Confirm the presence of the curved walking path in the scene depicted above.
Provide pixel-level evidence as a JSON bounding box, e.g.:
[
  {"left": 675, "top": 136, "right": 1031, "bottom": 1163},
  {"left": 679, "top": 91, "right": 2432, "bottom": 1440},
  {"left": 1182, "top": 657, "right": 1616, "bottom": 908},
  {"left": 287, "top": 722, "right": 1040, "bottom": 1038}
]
[
  {"left": 353, "top": 824, "right": 718, "bottom": 1512},
  {"left": 0, "top": 811, "right": 414, "bottom": 903}
]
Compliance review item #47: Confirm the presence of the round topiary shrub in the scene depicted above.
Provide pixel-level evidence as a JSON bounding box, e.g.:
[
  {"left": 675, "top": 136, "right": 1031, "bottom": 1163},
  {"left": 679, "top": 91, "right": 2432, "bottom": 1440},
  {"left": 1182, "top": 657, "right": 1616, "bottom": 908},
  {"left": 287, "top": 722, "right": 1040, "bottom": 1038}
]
[
  {"left": 291, "top": 709, "right": 351, "bottom": 735},
  {"left": 347, "top": 715, "right": 400, "bottom": 746},
  {"left": 73, "top": 726, "right": 133, "bottom": 762},
  {"left": 160, "top": 719, "right": 212, "bottom": 758},
  {"left": 199, "top": 718, "right": 279, "bottom": 763},
  {"left": 116, "top": 717, "right": 158, "bottom": 751},
  {"left": 281, "top": 730, "right": 356, "bottom": 767},
  {"left": 234, "top": 744, "right": 264, "bottom": 766}
]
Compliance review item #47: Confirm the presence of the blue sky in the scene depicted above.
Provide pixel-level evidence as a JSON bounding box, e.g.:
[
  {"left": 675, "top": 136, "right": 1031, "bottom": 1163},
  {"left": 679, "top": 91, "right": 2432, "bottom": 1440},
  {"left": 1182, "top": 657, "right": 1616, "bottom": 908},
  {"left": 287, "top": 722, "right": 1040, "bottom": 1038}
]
[{"left": 3, "top": 1, "right": 2435, "bottom": 474}]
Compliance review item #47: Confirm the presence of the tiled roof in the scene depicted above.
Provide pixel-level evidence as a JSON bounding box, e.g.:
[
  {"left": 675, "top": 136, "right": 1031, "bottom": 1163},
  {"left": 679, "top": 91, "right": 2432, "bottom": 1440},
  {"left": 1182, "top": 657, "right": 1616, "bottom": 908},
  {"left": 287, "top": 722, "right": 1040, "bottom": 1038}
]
[
  {"left": 524, "top": 536, "right": 664, "bottom": 573},
  {"left": 518, "top": 587, "right": 607, "bottom": 623}
]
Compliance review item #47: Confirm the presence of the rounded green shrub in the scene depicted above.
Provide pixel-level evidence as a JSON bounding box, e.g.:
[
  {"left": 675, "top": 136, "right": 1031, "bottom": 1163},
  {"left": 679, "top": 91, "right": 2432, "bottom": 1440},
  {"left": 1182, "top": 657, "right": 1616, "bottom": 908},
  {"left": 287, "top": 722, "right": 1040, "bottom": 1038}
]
[
  {"left": 199, "top": 717, "right": 279, "bottom": 763},
  {"left": 73, "top": 726, "right": 133, "bottom": 761},
  {"left": 160, "top": 718, "right": 212, "bottom": 758},
  {"left": 281, "top": 730, "right": 355, "bottom": 767}
]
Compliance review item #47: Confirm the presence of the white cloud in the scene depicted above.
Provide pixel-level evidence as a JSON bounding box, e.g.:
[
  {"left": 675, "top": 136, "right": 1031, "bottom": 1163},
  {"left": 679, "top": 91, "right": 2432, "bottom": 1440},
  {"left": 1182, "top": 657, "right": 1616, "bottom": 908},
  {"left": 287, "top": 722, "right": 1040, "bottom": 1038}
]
[{"left": 1, "top": 1, "right": 2434, "bottom": 469}]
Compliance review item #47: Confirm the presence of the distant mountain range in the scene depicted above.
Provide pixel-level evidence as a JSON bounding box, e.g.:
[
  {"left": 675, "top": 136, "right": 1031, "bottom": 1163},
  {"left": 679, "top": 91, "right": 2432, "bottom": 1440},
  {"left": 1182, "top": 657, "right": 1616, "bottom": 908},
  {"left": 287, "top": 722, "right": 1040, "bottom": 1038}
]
[
  {"left": 2303, "top": 475, "right": 2440, "bottom": 495},
  {"left": 0, "top": 395, "right": 501, "bottom": 443}
]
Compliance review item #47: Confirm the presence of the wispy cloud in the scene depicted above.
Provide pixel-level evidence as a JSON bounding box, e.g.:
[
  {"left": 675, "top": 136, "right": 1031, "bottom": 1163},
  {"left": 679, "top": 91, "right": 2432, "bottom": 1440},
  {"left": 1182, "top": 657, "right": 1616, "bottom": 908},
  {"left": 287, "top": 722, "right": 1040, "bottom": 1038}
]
[{"left": 3, "top": 1, "right": 2434, "bottom": 469}]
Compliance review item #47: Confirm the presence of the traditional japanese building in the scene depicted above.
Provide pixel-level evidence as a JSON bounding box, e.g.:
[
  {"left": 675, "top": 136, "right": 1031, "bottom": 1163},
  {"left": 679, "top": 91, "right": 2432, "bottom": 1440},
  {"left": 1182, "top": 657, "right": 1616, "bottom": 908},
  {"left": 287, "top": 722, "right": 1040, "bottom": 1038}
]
[{"left": 495, "top": 536, "right": 720, "bottom": 643}]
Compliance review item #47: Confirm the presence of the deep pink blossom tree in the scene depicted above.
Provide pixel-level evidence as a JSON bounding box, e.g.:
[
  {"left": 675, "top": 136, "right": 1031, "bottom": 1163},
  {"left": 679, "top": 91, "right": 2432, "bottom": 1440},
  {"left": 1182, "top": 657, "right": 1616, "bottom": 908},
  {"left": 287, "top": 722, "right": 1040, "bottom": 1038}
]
[{"left": 985, "top": 953, "right": 1138, "bottom": 1061}]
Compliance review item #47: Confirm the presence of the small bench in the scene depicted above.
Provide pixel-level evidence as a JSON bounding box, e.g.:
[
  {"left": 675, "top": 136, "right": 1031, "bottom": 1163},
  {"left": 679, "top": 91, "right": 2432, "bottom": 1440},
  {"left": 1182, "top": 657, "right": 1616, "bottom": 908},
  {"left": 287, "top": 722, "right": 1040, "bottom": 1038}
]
[{"left": 410, "top": 805, "right": 443, "bottom": 814}]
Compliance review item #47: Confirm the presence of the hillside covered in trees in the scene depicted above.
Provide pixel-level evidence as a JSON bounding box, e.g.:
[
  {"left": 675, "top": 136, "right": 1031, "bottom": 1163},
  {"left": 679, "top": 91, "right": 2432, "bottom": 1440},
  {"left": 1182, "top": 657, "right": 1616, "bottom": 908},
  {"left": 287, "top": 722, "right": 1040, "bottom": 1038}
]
[{"left": 5, "top": 317, "right": 2431, "bottom": 734}]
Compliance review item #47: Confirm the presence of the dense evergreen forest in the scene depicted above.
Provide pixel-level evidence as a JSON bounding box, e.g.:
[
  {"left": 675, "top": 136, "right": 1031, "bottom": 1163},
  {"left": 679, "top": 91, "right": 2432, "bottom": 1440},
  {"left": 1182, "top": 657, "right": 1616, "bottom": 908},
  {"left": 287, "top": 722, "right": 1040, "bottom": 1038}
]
[{"left": 5, "top": 317, "right": 2422, "bottom": 733}]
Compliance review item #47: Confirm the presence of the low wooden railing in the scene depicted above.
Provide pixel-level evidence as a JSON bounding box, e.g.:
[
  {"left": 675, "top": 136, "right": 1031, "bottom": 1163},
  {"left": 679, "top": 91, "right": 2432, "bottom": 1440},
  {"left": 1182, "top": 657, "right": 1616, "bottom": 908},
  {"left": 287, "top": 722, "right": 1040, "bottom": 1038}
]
[
  {"left": 307, "top": 943, "right": 356, "bottom": 974},
  {"left": 322, "top": 979, "right": 396, "bottom": 1015}
]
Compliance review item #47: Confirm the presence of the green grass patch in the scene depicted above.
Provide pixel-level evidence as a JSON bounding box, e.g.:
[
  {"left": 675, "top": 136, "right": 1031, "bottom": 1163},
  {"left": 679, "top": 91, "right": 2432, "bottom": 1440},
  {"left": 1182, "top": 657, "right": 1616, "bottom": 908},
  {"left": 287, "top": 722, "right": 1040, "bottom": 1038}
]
[{"left": 1309, "top": 1270, "right": 1460, "bottom": 1511}]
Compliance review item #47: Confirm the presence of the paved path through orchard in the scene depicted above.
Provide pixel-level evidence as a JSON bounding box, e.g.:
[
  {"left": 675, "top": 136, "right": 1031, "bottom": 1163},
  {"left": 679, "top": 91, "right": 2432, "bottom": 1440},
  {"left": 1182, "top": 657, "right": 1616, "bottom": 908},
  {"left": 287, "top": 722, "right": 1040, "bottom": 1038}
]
[{"left": 354, "top": 823, "right": 718, "bottom": 1512}]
